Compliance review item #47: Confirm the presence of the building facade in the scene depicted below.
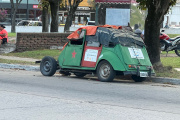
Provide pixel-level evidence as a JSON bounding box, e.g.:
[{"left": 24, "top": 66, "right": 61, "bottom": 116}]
[
  {"left": 163, "top": 0, "right": 180, "bottom": 28},
  {"left": 0, "top": 0, "right": 41, "bottom": 24},
  {"left": 59, "top": 0, "right": 95, "bottom": 25}
]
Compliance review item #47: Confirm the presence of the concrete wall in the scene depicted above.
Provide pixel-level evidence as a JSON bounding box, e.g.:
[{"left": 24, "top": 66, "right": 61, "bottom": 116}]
[
  {"left": 5, "top": 26, "right": 83, "bottom": 33},
  {"left": 161, "top": 28, "right": 180, "bottom": 34},
  {"left": 163, "top": 4, "right": 180, "bottom": 27},
  {"left": 6, "top": 26, "right": 180, "bottom": 34},
  {"left": 16, "top": 33, "right": 70, "bottom": 52}
]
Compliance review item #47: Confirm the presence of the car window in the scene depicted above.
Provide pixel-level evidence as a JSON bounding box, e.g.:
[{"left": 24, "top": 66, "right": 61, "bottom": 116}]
[
  {"left": 87, "top": 41, "right": 100, "bottom": 47},
  {"left": 23, "top": 21, "right": 29, "bottom": 26},
  {"left": 70, "top": 39, "right": 83, "bottom": 45}
]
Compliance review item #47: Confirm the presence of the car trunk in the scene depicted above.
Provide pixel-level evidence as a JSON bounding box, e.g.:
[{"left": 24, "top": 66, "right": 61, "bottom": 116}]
[{"left": 119, "top": 45, "right": 152, "bottom": 69}]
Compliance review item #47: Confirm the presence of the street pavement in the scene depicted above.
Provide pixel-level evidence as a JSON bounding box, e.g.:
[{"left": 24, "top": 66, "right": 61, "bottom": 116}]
[
  {"left": 0, "top": 55, "right": 180, "bottom": 85},
  {"left": 0, "top": 68, "right": 180, "bottom": 120}
]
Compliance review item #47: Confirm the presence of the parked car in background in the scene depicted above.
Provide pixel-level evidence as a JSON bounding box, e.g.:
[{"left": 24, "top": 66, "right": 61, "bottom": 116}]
[
  {"left": 87, "top": 21, "right": 95, "bottom": 26},
  {"left": 17, "top": 20, "right": 42, "bottom": 26}
]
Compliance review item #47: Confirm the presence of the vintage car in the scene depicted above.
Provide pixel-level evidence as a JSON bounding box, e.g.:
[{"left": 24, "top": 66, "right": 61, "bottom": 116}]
[{"left": 40, "top": 25, "right": 155, "bottom": 82}]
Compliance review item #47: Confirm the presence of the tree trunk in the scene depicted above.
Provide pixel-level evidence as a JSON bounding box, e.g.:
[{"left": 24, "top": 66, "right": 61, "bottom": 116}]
[
  {"left": 144, "top": 0, "right": 170, "bottom": 68},
  {"left": 144, "top": 17, "right": 161, "bottom": 67},
  {"left": 49, "top": 0, "right": 59, "bottom": 32},
  {"left": 63, "top": 0, "right": 83, "bottom": 32},
  {"left": 64, "top": 8, "right": 74, "bottom": 32},
  {"left": 10, "top": 0, "right": 22, "bottom": 33},
  {"left": 42, "top": 3, "right": 49, "bottom": 32},
  {"left": 11, "top": 10, "right": 16, "bottom": 33}
]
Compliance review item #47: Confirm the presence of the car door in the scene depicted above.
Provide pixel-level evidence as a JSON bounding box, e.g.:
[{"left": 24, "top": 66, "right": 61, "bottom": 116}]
[
  {"left": 81, "top": 41, "right": 102, "bottom": 67},
  {"left": 62, "top": 30, "right": 85, "bottom": 67}
]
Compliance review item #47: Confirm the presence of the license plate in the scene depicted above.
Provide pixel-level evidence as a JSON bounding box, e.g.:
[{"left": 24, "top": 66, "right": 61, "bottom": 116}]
[{"left": 140, "top": 72, "right": 148, "bottom": 77}]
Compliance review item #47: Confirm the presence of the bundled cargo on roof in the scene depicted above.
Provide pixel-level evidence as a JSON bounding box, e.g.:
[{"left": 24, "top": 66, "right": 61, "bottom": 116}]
[{"left": 67, "top": 25, "right": 144, "bottom": 48}]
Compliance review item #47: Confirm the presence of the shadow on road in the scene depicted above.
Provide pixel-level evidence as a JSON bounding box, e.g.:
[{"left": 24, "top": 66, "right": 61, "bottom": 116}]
[{"left": 53, "top": 74, "right": 147, "bottom": 84}]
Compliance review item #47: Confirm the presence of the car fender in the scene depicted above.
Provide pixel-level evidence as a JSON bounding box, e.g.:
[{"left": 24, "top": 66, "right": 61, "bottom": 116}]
[{"left": 96, "top": 51, "right": 126, "bottom": 71}]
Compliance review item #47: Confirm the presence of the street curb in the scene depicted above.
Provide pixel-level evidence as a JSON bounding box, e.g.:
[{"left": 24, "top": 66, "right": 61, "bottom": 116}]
[
  {"left": 0, "top": 63, "right": 40, "bottom": 71},
  {"left": 147, "top": 77, "right": 180, "bottom": 85},
  {"left": 0, "top": 63, "right": 180, "bottom": 85}
]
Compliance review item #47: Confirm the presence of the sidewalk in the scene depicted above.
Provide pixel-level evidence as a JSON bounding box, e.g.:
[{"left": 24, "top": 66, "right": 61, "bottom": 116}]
[
  {"left": 0, "top": 55, "right": 180, "bottom": 85},
  {"left": 0, "top": 55, "right": 40, "bottom": 62},
  {"left": 0, "top": 55, "right": 40, "bottom": 71}
]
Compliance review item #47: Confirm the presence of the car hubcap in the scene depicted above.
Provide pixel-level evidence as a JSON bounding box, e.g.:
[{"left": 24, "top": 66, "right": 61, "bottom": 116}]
[
  {"left": 44, "top": 61, "right": 51, "bottom": 72},
  {"left": 100, "top": 64, "right": 110, "bottom": 79}
]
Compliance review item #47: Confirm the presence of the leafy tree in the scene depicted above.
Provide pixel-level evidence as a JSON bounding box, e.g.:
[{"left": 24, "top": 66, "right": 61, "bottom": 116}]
[
  {"left": 87, "top": 0, "right": 95, "bottom": 9},
  {"left": 10, "top": 0, "right": 22, "bottom": 33},
  {"left": 136, "top": 0, "right": 177, "bottom": 69},
  {"left": 0, "top": 9, "right": 8, "bottom": 22},
  {"left": 64, "top": 0, "right": 83, "bottom": 32}
]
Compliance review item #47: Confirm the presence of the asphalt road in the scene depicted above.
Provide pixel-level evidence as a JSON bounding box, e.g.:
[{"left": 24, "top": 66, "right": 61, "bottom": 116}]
[{"left": 0, "top": 68, "right": 180, "bottom": 120}]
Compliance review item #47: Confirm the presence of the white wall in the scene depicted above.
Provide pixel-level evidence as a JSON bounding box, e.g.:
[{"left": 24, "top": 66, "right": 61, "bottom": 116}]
[
  {"left": 161, "top": 28, "right": 180, "bottom": 34},
  {"left": 5, "top": 26, "right": 180, "bottom": 34},
  {"left": 5, "top": 26, "right": 83, "bottom": 33},
  {"left": 164, "top": 5, "right": 180, "bottom": 27}
]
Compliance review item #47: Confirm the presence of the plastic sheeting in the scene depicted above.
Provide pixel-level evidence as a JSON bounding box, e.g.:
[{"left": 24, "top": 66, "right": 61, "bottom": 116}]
[{"left": 85, "top": 27, "right": 145, "bottom": 48}]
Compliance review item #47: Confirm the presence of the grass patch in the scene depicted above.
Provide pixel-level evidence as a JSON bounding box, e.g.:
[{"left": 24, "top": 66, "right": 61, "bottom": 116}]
[
  {"left": 154, "top": 56, "right": 180, "bottom": 79},
  {"left": 0, "top": 59, "right": 36, "bottom": 65},
  {"left": 168, "top": 34, "right": 180, "bottom": 38},
  {"left": 155, "top": 68, "right": 180, "bottom": 79},
  {"left": 161, "top": 57, "right": 180, "bottom": 68},
  {"left": 3, "top": 49, "right": 61, "bottom": 60},
  {"left": 161, "top": 51, "right": 175, "bottom": 54},
  {"left": 8, "top": 33, "right": 16, "bottom": 37}
]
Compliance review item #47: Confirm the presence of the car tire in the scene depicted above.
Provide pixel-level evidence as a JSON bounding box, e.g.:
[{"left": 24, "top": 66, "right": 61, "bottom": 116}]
[
  {"left": 40, "top": 56, "right": 57, "bottom": 76},
  {"left": 96, "top": 60, "right": 116, "bottom": 82},
  {"left": 74, "top": 73, "right": 87, "bottom": 77},
  {"left": 131, "top": 75, "right": 146, "bottom": 82}
]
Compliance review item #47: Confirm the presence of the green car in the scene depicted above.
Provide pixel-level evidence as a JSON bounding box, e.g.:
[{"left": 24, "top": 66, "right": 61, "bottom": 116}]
[{"left": 40, "top": 26, "right": 155, "bottom": 82}]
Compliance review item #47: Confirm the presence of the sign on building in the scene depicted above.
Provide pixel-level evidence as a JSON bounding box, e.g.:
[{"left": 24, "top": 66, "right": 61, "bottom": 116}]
[{"left": 106, "top": 8, "right": 130, "bottom": 26}]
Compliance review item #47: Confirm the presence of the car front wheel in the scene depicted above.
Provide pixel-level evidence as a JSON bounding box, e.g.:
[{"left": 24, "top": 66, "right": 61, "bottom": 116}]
[
  {"left": 96, "top": 60, "right": 116, "bottom": 82},
  {"left": 40, "top": 56, "right": 57, "bottom": 76}
]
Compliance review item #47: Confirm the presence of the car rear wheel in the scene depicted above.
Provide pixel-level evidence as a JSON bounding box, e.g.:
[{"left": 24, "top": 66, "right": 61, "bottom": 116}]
[
  {"left": 40, "top": 56, "right": 57, "bottom": 76},
  {"left": 131, "top": 75, "right": 146, "bottom": 82},
  {"left": 97, "top": 61, "right": 116, "bottom": 82}
]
